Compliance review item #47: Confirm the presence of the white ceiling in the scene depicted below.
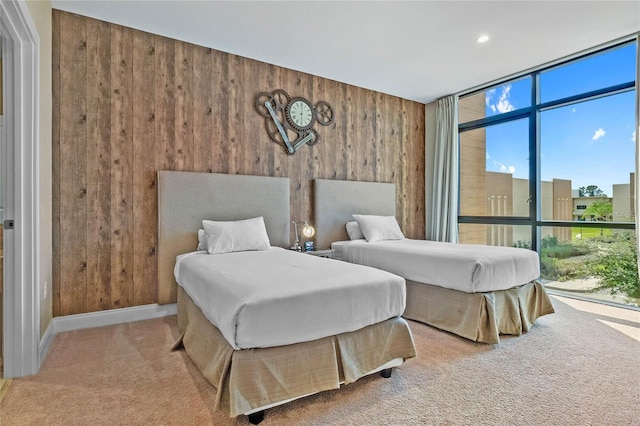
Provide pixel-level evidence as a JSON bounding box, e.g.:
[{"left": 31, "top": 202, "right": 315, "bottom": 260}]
[{"left": 51, "top": 1, "right": 640, "bottom": 104}]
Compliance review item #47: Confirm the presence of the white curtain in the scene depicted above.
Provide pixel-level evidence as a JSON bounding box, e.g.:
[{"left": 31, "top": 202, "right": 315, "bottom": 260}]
[{"left": 429, "top": 96, "right": 459, "bottom": 242}]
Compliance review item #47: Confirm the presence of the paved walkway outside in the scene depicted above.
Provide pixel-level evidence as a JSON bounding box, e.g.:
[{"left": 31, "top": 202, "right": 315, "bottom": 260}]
[{"left": 543, "top": 278, "right": 640, "bottom": 308}]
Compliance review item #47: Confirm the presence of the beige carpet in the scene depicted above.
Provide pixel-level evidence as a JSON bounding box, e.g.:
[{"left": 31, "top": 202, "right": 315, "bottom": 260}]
[{"left": 1, "top": 295, "right": 639, "bottom": 425}]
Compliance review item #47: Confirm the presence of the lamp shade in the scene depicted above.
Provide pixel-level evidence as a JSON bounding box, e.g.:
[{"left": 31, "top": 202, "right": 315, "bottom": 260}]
[{"left": 302, "top": 223, "right": 315, "bottom": 238}]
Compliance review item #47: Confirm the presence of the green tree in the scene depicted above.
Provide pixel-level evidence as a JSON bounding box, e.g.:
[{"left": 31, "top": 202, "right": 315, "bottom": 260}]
[
  {"left": 589, "top": 238, "right": 640, "bottom": 299},
  {"left": 581, "top": 200, "right": 613, "bottom": 222},
  {"left": 578, "top": 185, "right": 607, "bottom": 197},
  {"left": 581, "top": 200, "right": 613, "bottom": 236}
]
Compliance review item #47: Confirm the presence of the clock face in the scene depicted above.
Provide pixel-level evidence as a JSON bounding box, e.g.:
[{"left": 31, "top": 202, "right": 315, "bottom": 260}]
[{"left": 287, "top": 98, "right": 315, "bottom": 131}]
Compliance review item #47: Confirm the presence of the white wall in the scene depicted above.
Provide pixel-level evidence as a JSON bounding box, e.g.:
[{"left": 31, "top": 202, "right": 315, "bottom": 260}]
[{"left": 25, "top": 0, "right": 53, "bottom": 337}]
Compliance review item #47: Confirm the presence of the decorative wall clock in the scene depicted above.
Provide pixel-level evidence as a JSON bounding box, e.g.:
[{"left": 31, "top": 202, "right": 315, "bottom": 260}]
[{"left": 255, "top": 89, "right": 334, "bottom": 154}]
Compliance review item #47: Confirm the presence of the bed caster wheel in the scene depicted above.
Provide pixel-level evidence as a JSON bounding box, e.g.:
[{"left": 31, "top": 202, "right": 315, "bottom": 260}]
[
  {"left": 380, "top": 368, "right": 392, "bottom": 378},
  {"left": 248, "top": 411, "right": 264, "bottom": 424}
]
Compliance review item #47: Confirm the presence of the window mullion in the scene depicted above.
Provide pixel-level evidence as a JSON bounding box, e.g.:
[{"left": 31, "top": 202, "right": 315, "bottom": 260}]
[{"left": 530, "top": 71, "right": 541, "bottom": 253}]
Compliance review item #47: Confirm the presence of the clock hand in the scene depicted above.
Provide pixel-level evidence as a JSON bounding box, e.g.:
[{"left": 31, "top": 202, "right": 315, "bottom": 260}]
[{"left": 265, "top": 100, "right": 294, "bottom": 154}]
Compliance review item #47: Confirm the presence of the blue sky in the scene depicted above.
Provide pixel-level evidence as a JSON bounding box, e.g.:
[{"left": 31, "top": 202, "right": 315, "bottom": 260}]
[{"left": 484, "top": 42, "right": 637, "bottom": 197}]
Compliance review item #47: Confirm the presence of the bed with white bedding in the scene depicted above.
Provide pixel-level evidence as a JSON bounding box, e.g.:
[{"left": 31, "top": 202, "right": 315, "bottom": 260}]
[
  {"left": 174, "top": 247, "right": 407, "bottom": 350},
  {"left": 314, "top": 179, "right": 554, "bottom": 344},
  {"left": 332, "top": 239, "right": 541, "bottom": 293},
  {"left": 158, "top": 171, "right": 416, "bottom": 423}
]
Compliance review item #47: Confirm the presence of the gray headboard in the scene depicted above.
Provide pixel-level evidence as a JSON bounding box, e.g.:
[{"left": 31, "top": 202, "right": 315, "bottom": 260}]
[
  {"left": 157, "top": 171, "right": 290, "bottom": 304},
  {"left": 314, "top": 179, "right": 396, "bottom": 250}
]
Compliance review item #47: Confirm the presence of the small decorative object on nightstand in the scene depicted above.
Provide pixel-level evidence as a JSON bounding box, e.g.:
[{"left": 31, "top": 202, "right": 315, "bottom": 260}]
[
  {"left": 303, "top": 249, "right": 334, "bottom": 259},
  {"left": 290, "top": 220, "right": 315, "bottom": 252}
]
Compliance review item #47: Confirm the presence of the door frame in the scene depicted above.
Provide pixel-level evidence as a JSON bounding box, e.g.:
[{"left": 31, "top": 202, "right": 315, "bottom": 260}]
[{"left": 1, "top": 0, "right": 41, "bottom": 377}]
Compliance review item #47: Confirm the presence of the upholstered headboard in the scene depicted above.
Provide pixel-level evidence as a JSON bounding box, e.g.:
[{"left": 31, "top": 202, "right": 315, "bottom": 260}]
[
  {"left": 314, "top": 179, "right": 396, "bottom": 250},
  {"left": 157, "top": 171, "right": 290, "bottom": 304}
]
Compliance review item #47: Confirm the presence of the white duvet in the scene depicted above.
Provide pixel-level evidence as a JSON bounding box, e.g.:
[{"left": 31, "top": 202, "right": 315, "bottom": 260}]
[
  {"left": 332, "top": 239, "right": 540, "bottom": 293},
  {"left": 174, "top": 247, "right": 406, "bottom": 350}
]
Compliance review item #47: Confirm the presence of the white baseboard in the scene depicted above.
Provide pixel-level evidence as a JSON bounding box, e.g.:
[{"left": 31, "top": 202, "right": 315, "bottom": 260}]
[
  {"left": 52, "top": 303, "right": 177, "bottom": 334},
  {"left": 35, "top": 304, "right": 176, "bottom": 375},
  {"left": 39, "top": 321, "right": 56, "bottom": 370}
]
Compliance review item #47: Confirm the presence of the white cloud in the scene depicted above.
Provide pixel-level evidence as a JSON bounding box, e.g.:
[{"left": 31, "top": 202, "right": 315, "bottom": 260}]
[
  {"left": 492, "top": 160, "right": 515, "bottom": 175},
  {"left": 632, "top": 130, "right": 637, "bottom": 143},
  {"left": 571, "top": 108, "right": 577, "bottom": 113},
  {"left": 485, "top": 85, "right": 515, "bottom": 114},
  {"left": 485, "top": 89, "right": 495, "bottom": 105},
  {"left": 592, "top": 128, "right": 606, "bottom": 141}
]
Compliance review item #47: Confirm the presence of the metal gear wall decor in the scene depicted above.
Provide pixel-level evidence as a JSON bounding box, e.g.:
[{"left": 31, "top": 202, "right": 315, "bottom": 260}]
[{"left": 255, "top": 89, "right": 334, "bottom": 155}]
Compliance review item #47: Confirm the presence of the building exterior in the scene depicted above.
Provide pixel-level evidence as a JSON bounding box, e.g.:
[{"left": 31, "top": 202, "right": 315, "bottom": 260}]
[
  {"left": 458, "top": 89, "right": 634, "bottom": 248},
  {"left": 460, "top": 170, "right": 634, "bottom": 247}
]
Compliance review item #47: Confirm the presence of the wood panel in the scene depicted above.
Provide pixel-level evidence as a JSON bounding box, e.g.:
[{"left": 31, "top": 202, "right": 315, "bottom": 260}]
[
  {"left": 132, "top": 30, "right": 156, "bottom": 306},
  {"left": 52, "top": 10, "right": 61, "bottom": 316},
  {"left": 52, "top": 10, "right": 426, "bottom": 313},
  {"left": 109, "top": 25, "right": 134, "bottom": 309},
  {"left": 58, "top": 11, "right": 88, "bottom": 315},
  {"left": 86, "top": 17, "right": 111, "bottom": 312}
]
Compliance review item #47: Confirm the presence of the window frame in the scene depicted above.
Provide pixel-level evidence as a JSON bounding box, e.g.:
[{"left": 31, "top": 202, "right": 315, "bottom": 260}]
[{"left": 457, "top": 39, "right": 637, "bottom": 254}]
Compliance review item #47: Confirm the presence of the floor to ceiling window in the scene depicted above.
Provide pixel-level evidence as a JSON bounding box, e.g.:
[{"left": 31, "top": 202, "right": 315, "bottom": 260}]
[{"left": 458, "top": 39, "right": 639, "bottom": 308}]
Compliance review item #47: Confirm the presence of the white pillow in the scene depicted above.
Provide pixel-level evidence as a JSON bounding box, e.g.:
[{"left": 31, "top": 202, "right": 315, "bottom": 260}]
[
  {"left": 352, "top": 214, "right": 405, "bottom": 243},
  {"left": 202, "top": 217, "right": 271, "bottom": 255},
  {"left": 197, "top": 229, "right": 207, "bottom": 251},
  {"left": 345, "top": 221, "right": 365, "bottom": 240}
]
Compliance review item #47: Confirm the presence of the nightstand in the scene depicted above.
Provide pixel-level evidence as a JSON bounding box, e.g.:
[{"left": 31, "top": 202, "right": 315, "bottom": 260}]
[{"left": 302, "top": 249, "right": 334, "bottom": 259}]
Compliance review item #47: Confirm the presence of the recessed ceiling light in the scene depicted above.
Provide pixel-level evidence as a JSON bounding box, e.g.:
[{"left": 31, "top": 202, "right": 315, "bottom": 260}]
[{"left": 477, "top": 35, "right": 490, "bottom": 43}]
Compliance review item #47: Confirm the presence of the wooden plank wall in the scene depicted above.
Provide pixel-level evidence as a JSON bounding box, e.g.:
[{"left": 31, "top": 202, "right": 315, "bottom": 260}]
[{"left": 52, "top": 10, "right": 426, "bottom": 315}]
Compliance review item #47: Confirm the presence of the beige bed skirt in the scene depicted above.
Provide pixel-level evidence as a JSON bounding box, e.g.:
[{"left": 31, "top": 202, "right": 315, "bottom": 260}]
[
  {"left": 174, "top": 287, "right": 417, "bottom": 417},
  {"left": 403, "top": 280, "right": 555, "bottom": 344}
]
